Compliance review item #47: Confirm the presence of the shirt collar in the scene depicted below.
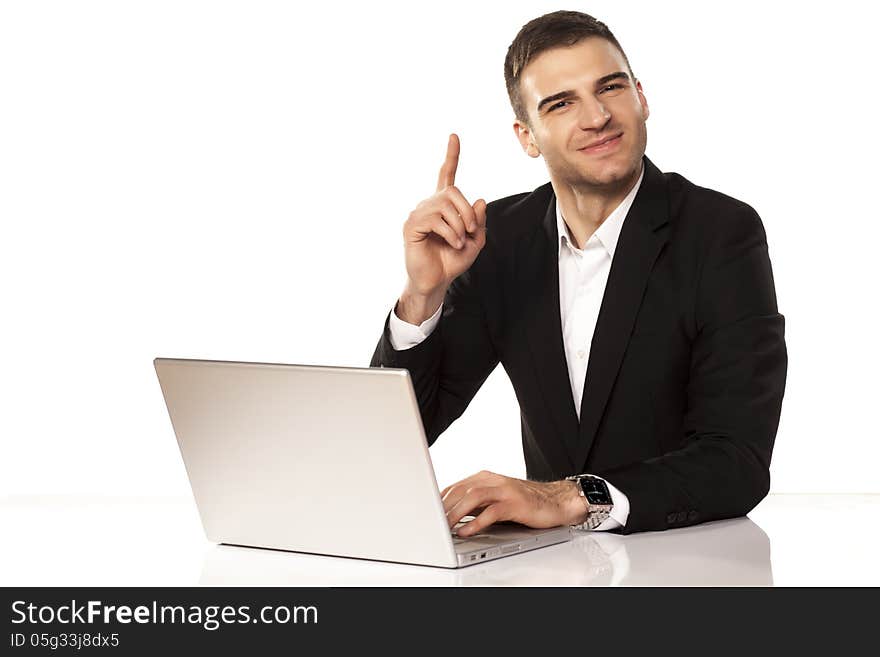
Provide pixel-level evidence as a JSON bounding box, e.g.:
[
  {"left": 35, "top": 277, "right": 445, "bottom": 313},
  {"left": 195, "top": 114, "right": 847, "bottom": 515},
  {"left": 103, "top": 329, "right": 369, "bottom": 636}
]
[{"left": 556, "top": 160, "right": 645, "bottom": 259}]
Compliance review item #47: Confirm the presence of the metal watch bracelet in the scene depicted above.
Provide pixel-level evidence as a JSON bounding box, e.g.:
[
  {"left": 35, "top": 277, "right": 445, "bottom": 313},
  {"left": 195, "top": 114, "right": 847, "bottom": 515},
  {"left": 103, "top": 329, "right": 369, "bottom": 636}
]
[{"left": 565, "top": 474, "right": 613, "bottom": 530}]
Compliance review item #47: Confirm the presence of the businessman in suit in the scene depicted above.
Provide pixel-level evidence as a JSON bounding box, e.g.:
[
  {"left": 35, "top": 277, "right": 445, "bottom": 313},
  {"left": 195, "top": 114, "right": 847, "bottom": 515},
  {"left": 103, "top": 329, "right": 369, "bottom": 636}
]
[{"left": 370, "top": 10, "right": 787, "bottom": 535}]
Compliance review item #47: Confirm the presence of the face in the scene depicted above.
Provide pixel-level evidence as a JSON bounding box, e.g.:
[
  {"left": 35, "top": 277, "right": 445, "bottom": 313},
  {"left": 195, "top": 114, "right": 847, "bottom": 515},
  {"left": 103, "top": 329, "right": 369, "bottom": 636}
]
[{"left": 514, "top": 37, "right": 649, "bottom": 191}]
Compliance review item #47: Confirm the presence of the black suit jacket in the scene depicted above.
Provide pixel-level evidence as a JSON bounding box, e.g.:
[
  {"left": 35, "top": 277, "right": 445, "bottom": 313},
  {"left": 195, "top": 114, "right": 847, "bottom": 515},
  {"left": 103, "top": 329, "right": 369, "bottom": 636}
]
[{"left": 370, "top": 155, "right": 787, "bottom": 534}]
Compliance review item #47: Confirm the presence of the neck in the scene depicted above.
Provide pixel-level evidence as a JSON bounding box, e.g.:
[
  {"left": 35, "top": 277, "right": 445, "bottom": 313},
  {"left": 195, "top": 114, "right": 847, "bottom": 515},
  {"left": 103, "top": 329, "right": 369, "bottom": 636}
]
[{"left": 552, "top": 164, "right": 642, "bottom": 250}]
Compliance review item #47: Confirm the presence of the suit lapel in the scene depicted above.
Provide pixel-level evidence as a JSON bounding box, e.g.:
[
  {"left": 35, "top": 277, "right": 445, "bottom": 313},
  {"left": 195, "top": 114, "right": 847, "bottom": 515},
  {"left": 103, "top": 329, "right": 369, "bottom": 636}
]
[
  {"left": 573, "top": 156, "right": 670, "bottom": 471},
  {"left": 518, "top": 192, "right": 579, "bottom": 474}
]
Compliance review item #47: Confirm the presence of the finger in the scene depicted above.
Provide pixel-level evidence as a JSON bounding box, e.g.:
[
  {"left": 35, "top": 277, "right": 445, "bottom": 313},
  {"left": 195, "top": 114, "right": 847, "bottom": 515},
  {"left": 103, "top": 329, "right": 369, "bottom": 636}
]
[
  {"left": 437, "top": 200, "right": 469, "bottom": 246},
  {"left": 473, "top": 198, "right": 487, "bottom": 232},
  {"left": 408, "top": 207, "right": 466, "bottom": 249},
  {"left": 465, "top": 199, "right": 488, "bottom": 251},
  {"left": 447, "top": 485, "right": 503, "bottom": 528},
  {"left": 440, "top": 470, "right": 491, "bottom": 504},
  {"left": 442, "top": 485, "right": 466, "bottom": 515},
  {"left": 442, "top": 479, "right": 483, "bottom": 517},
  {"left": 441, "top": 470, "right": 498, "bottom": 506},
  {"left": 436, "top": 133, "right": 460, "bottom": 193},
  {"left": 428, "top": 217, "right": 466, "bottom": 250},
  {"left": 457, "top": 504, "right": 505, "bottom": 537},
  {"left": 440, "top": 483, "right": 462, "bottom": 498},
  {"left": 443, "top": 187, "right": 478, "bottom": 233}
]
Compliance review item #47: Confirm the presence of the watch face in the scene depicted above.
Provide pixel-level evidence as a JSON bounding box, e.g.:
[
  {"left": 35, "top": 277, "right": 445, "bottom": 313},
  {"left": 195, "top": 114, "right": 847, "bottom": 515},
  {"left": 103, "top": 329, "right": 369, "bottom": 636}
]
[{"left": 580, "top": 478, "right": 613, "bottom": 505}]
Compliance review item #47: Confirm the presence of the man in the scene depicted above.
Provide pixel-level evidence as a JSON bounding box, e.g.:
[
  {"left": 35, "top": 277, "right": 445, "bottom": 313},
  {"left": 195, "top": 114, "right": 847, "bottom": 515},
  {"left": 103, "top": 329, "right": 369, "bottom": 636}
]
[{"left": 370, "top": 10, "right": 786, "bottom": 536}]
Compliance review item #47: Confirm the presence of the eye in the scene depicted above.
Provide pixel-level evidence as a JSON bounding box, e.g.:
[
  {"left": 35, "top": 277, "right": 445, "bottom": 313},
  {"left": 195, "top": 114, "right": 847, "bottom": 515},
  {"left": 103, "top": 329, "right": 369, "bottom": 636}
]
[
  {"left": 549, "top": 100, "right": 570, "bottom": 111},
  {"left": 600, "top": 84, "right": 624, "bottom": 93}
]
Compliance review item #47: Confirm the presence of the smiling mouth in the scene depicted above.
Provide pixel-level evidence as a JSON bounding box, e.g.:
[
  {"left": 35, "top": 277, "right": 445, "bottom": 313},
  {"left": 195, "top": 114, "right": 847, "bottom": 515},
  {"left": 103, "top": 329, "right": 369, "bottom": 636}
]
[{"left": 578, "top": 134, "right": 623, "bottom": 153}]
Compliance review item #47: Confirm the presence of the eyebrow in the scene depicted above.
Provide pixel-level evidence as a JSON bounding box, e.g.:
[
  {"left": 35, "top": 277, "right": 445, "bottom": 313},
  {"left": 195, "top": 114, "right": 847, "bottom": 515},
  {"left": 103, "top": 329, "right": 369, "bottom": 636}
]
[{"left": 535, "top": 71, "right": 631, "bottom": 114}]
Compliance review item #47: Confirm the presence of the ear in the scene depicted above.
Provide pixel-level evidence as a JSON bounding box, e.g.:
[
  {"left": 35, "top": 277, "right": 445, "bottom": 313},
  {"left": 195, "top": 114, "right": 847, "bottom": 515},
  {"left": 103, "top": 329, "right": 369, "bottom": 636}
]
[
  {"left": 513, "top": 119, "right": 541, "bottom": 158},
  {"left": 636, "top": 79, "right": 650, "bottom": 121}
]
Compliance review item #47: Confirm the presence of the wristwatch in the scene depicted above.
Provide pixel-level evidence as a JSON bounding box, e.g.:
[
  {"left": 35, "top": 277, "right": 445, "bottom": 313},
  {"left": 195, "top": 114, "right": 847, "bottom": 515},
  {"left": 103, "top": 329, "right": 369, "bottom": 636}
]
[{"left": 565, "top": 474, "right": 614, "bottom": 530}]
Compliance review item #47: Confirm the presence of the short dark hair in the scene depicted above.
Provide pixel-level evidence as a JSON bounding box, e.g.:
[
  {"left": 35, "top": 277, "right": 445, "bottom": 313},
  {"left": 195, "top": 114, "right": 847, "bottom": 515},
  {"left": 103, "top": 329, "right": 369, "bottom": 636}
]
[{"left": 504, "top": 10, "right": 635, "bottom": 126}]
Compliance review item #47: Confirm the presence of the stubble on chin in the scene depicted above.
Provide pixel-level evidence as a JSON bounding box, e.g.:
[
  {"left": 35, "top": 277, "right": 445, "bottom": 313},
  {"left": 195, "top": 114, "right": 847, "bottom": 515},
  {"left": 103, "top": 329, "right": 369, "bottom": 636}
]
[{"left": 560, "top": 158, "right": 635, "bottom": 192}]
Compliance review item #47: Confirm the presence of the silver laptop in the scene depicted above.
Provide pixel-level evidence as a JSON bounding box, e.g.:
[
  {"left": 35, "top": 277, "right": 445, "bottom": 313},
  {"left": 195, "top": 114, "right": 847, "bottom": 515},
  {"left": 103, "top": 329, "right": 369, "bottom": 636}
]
[{"left": 154, "top": 358, "right": 572, "bottom": 568}]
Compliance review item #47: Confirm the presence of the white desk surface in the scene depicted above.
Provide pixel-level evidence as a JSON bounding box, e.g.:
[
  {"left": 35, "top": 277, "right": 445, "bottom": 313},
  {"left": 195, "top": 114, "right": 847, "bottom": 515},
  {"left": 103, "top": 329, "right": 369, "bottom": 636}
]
[{"left": 1, "top": 494, "right": 877, "bottom": 587}]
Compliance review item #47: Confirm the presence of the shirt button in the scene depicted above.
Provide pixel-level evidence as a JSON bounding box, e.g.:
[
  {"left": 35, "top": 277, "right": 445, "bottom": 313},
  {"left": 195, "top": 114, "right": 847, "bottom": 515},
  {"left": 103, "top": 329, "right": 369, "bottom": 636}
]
[{"left": 577, "top": 350, "right": 585, "bottom": 359}]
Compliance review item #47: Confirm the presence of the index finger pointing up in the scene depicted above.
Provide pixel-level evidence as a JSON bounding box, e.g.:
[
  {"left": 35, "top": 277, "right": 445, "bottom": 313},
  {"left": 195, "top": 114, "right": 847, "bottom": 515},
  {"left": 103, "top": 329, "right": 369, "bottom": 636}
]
[{"left": 436, "top": 133, "right": 460, "bottom": 192}]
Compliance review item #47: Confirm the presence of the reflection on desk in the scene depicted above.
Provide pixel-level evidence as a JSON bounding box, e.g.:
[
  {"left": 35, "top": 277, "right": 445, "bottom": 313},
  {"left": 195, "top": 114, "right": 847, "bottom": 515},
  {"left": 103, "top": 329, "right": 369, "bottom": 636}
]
[
  {"left": 198, "top": 517, "right": 771, "bottom": 586},
  {"left": 2, "top": 494, "right": 878, "bottom": 586}
]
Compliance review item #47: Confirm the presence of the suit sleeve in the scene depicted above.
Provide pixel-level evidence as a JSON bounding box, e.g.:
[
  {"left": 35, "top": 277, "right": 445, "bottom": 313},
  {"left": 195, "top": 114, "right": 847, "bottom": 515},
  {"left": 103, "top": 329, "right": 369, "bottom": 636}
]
[
  {"left": 592, "top": 204, "right": 787, "bottom": 534},
  {"left": 370, "top": 251, "right": 501, "bottom": 447}
]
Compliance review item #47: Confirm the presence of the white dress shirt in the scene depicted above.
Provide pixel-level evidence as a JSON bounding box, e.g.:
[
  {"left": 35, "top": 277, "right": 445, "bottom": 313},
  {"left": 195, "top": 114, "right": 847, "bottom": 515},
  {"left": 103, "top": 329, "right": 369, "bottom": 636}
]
[{"left": 388, "top": 163, "right": 645, "bottom": 531}]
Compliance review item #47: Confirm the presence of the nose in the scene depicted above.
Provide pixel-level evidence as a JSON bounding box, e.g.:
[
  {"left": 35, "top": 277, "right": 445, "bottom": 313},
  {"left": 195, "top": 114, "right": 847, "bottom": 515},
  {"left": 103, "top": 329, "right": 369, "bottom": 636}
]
[{"left": 578, "top": 95, "right": 611, "bottom": 130}]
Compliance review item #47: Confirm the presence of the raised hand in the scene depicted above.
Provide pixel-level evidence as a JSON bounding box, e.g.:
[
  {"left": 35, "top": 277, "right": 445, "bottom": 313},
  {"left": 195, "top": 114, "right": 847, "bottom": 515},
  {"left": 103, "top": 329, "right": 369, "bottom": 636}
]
[{"left": 398, "top": 134, "right": 487, "bottom": 323}]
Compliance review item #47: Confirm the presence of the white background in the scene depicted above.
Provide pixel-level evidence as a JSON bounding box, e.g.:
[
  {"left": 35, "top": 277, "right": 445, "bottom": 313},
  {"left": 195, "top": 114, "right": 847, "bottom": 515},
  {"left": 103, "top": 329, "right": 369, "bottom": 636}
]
[{"left": 1, "top": 0, "right": 877, "bottom": 498}]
